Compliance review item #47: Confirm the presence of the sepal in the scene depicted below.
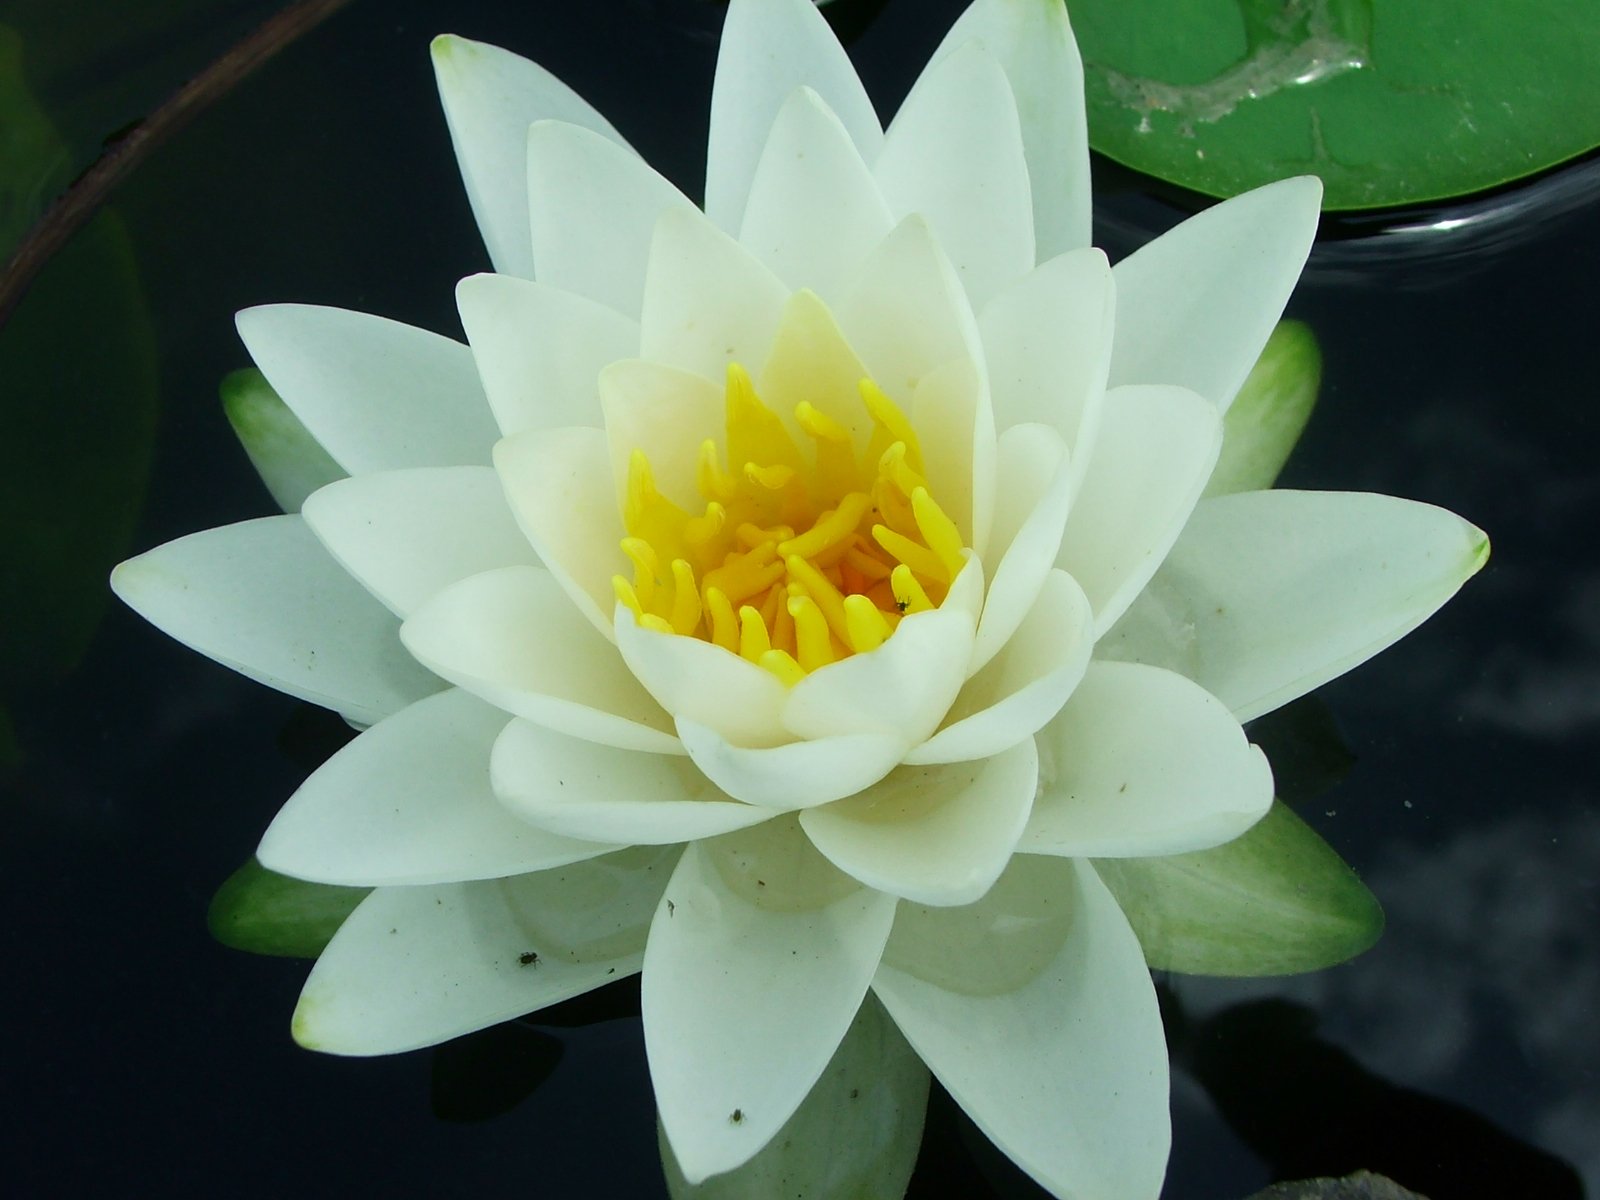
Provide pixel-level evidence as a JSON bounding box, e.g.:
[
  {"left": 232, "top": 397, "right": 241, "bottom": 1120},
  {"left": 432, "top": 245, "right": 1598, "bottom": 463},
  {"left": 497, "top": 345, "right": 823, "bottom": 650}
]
[{"left": 1094, "top": 800, "right": 1383, "bottom": 976}]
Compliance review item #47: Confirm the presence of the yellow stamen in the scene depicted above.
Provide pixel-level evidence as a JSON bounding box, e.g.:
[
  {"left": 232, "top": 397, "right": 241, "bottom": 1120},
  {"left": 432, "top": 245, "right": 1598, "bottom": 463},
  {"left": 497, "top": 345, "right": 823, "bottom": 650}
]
[
  {"left": 738, "top": 604, "right": 772, "bottom": 662},
  {"left": 703, "top": 543, "right": 785, "bottom": 607},
  {"left": 779, "top": 491, "right": 871, "bottom": 561},
  {"left": 758, "top": 648, "right": 805, "bottom": 687},
  {"left": 669, "top": 559, "right": 701, "bottom": 636},
  {"left": 612, "top": 346, "right": 971, "bottom": 681},
  {"left": 784, "top": 554, "right": 851, "bottom": 645},
  {"left": 744, "top": 461, "right": 797, "bottom": 492},
  {"left": 736, "top": 522, "right": 792, "bottom": 550},
  {"left": 620, "top": 537, "right": 659, "bottom": 607},
  {"left": 769, "top": 584, "right": 796, "bottom": 655},
  {"left": 890, "top": 564, "right": 934, "bottom": 614},
  {"left": 844, "top": 543, "right": 893, "bottom": 581},
  {"left": 796, "top": 400, "right": 857, "bottom": 498},
  {"left": 613, "top": 575, "right": 644, "bottom": 618},
  {"left": 684, "top": 502, "right": 726, "bottom": 550},
  {"left": 843, "top": 594, "right": 891, "bottom": 653},
  {"left": 726, "top": 363, "right": 804, "bottom": 476},
  {"left": 872, "top": 524, "right": 950, "bottom": 583},
  {"left": 788, "top": 594, "right": 834, "bottom": 672},
  {"left": 911, "top": 487, "right": 966, "bottom": 580},
  {"left": 871, "top": 475, "right": 919, "bottom": 539},
  {"left": 879, "top": 441, "right": 928, "bottom": 499},
  {"left": 860, "top": 378, "right": 922, "bottom": 473},
  {"left": 696, "top": 440, "right": 739, "bottom": 503},
  {"left": 705, "top": 586, "right": 737, "bottom": 653}
]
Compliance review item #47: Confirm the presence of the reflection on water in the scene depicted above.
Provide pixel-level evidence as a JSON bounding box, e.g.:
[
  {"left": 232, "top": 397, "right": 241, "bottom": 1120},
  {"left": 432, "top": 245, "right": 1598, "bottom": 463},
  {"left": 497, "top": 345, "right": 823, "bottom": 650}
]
[
  {"left": 1309, "top": 152, "right": 1600, "bottom": 287},
  {"left": 1168, "top": 994, "right": 1585, "bottom": 1198}
]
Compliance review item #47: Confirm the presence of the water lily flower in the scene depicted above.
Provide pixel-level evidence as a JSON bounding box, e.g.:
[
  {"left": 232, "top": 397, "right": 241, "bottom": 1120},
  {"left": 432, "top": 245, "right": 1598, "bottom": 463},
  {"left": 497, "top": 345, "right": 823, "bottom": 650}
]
[{"left": 111, "top": 0, "right": 1488, "bottom": 1195}]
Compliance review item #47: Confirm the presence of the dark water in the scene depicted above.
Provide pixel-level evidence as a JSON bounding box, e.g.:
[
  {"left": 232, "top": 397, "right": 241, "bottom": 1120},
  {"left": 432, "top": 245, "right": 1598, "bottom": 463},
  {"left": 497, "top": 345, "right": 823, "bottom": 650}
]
[{"left": 3, "top": 0, "right": 1596, "bottom": 1196}]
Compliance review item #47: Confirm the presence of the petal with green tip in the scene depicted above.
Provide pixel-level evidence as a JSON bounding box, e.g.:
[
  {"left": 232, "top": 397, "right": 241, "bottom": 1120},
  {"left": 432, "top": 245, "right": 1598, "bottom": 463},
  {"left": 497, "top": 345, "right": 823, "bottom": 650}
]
[{"left": 1098, "top": 489, "right": 1491, "bottom": 723}]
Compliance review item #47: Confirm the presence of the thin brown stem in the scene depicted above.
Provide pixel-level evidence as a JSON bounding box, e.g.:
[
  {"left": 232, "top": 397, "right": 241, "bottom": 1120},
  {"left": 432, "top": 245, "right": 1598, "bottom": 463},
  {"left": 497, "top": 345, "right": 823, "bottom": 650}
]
[{"left": 0, "top": 0, "right": 358, "bottom": 329}]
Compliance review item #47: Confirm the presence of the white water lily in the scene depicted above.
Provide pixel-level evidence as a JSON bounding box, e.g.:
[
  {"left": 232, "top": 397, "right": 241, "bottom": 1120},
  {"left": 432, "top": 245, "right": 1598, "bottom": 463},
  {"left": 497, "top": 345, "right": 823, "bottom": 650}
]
[{"left": 111, "top": 0, "right": 1488, "bottom": 1195}]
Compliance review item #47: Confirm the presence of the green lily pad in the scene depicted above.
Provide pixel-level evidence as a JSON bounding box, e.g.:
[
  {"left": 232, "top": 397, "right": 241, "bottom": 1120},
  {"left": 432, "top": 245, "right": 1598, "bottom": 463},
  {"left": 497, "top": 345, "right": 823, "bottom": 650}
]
[
  {"left": 1094, "top": 800, "right": 1383, "bottom": 975},
  {"left": 208, "top": 857, "right": 369, "bottom": 959},
  {"left": 659, "top": 993, "right": 930, "bottom": 1200},
  {"left": 221, "top": 367, "right": 345, "bottom": 513},
  {"left": 1069, "top": 0, "right": 1600, "bottom": 209},
  {"left": 1206, "top": 319, "right": 1321, "bottom": 498}
]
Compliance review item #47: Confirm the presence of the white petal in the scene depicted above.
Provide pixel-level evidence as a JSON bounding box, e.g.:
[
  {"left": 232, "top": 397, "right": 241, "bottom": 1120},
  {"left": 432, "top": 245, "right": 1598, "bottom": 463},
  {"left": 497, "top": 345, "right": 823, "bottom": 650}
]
[
  {"left": 614, "top": 608, "right": 789, "bottom": 749},
  {"left": 676, "top": 719, "right": 907, "bottom": 811},
  {"left": 456, "top": 273, "right": 638, "bottom": 437},
  {"left": 801, "top": 740, "right": 1037, "bottom": 906},
  {"left": 293, "top": 849, "right": 677, "bottom": 1055},
  {"left": 833, "top": 219, "right": 993, "bottom": 550},
  {"left": 111, "top": 516, "right": 439, "bottom": 725},
  {"left": 1057, "top": 384, "right": 1221, "bottom": 634},
  {"left": 401, "top": 566, "right": 679, "bottom": 753},
  {"left": 1099, "top": 489, "right": 1491, "bottom": 723},
  {"left": 640, "top": 207, "right": 790, "bottom": 386},
  {"left": 527, "top": 120, "right": 694, "bottom": 318},
  {"left": 969, "top": 424, "right": 1074, "bottom": 672},
  {"left": 491, "top": 717, "right": 773, "bottom": 845},
  {"left": 874, "top": 856, "right": 1169, "bottom": 1200},
  {"left": 235, "top": 305, "right": 498, "bottom": 473},
  {"left": 836, "top": 215, "right": 985, "bottom": 411},
  {"left": 705, "top": 0, "right": 882, "bottom": 233},
  {"left": 645, "top": 835, "right": 897, "bottom": 1184},
  {"left": 259, "top": 689, "right": 614, "bottom": 886},
  {"left": 874, "top": 43, "right": 1033, "bottom": 310},
  {"left": 502, "top": 844, "right": 682, "bottom": 963},
  {"left": 924, "top": 0, "right": 1091, "bottom": 258},
  {"left": 738, "top": 87, "right": 894, "bottom": 299},
  {"left": 494, "top": 424, "right": 625, "bottom": 636},
  {"left": 1111, "top": 176, "right": 1322, "bottom": 412},
  {"left": 657, "top": 993, "right": 929, "bottom": 1200},
  {"left": 910, "top": 570, "right": 1092, "bottom": 765},
  {"left": 782, "top": 557, "right": 981, "bottom": 746},
  {"left": 1023, "top": 661, "right": 1273, "bottom": 858},
  {"left": 977, "top": 247, "right": 1113, "bottom": 497},
  {"left": 301, "top": 466, "right": 537, "bottom": 619},
  {"left": 758, "top": 290, "right": 874, "bottom": 452},
  {"left": 599, "top": 359, "right": 725, "bottom": 513},
  {"left": 432, "top": 34, "right": 629, "bottom": 279}
]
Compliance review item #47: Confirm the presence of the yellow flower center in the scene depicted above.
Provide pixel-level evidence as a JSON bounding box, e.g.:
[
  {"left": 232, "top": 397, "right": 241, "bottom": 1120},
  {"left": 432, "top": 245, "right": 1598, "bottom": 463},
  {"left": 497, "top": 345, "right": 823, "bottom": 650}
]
[{"left": 612, "top": 362, "right": 968, "bottom": 686}]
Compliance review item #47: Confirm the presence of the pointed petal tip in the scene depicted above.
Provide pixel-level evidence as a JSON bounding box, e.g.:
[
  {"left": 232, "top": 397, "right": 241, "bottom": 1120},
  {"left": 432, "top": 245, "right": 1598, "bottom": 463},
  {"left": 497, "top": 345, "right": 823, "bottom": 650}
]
[
  {"left": 1469, "top": 526, "right": 1492, "bottom": 572},
  {"left": 233, "top": 303, "right": 267, "bottom": 339},
  {"left": 454, "top": 269, "right": 497, "bottom": 295},
  {"left": 107, "top": 554, "right": 141, "bottom": 603},
  {"left": 429, "top": 32, "right": 475, "bottom": 68},
  {"left": 289, "top": 998, "right": 324, "bottom": 1052}
]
